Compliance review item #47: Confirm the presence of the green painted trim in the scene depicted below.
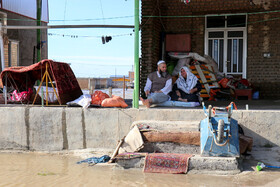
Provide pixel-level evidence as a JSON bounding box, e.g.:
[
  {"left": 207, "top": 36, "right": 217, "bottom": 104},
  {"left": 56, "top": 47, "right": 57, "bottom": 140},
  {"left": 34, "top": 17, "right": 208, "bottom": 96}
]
[
  {"left": 37, "top": 0, "right": 42, "bottom": 63},
  {"left": 133, "top": 0, "right": 139, "bottom": 108}
]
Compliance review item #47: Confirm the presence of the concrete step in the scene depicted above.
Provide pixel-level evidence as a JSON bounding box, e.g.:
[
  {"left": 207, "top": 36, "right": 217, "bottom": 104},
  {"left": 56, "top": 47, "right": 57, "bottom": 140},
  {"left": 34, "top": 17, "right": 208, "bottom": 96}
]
[
  {"left": 188, "top": 155, "right": 241, "bottom": 175},
  {"left": 132, "top": 120, "right": 200, "bottom": 132},
  {"left": 115, "top": 155, "right": 241, "bottom": 175}
]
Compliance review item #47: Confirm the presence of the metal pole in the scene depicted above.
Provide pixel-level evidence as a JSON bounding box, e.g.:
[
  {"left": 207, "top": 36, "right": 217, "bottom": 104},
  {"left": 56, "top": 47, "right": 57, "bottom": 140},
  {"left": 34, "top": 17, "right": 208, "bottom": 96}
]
[
  {"left": 0, "top": 23, "right": 7, "bottom": 104},
  {"left": 37, "top": 0, "right": 42, "bottom": 62},
  {"left": 4, "top": 72, "right": 7, "bottom": 105},
  {"left": 133, "top": 0, "right": 139, "bottom": 108},
  {"left": 45, "top": 63, "right": 48, "bottom": 106},
  {"left": 109, "top": 87, "right": 112, "bottom": 97},
  {"left": 123, "top": 75, "right": 125, "bottom": 99},
  {"left": 3, "top": 25, "right": 134, "bottom": 30},
  {"left": 0, "top": 23, "right": 4, "bottom": 71}
]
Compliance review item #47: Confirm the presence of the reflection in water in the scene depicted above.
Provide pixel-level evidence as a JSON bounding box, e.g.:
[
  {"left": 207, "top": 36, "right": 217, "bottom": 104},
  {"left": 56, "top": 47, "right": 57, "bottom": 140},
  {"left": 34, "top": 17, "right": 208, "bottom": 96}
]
[{"left": 0, "top": 153, "right": 280, "bottom": 187}]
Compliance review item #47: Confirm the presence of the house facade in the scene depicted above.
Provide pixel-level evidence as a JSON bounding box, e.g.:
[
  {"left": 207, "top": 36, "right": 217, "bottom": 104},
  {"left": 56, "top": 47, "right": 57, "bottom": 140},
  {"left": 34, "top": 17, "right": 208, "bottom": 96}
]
[
  {"left": 77, "top": 78, "right": 112, "bottom": 90},
  {"left": 141, "top": 0, "right": 280, "bottom": 99},
  {"left": 0, "top": 0, "right": 48, "bottom": 71}
]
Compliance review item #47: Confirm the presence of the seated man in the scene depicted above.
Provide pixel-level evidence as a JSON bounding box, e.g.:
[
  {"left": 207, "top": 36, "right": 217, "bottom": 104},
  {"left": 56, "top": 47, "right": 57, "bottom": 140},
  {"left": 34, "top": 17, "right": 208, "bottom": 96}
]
[
  {"left": 169, "top": 66, "right": 202, "bottom": 102},
  {"left": 140, "top": 60, "right": 172, "bottom": 108}
]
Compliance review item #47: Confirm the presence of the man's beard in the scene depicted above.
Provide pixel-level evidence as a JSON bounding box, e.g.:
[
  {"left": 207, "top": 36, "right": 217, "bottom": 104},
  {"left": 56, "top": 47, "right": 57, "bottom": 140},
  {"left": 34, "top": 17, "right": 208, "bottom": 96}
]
[{"left": 159, "top": 70, "right": 167, "bottom": 78}]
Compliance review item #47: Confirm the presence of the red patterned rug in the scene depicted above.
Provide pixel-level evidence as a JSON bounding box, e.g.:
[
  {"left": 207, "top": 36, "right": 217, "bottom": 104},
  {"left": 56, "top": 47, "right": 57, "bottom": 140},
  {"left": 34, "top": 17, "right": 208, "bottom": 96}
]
[{"left": 144, "top": 153, "right": 192, "bottom": 174}]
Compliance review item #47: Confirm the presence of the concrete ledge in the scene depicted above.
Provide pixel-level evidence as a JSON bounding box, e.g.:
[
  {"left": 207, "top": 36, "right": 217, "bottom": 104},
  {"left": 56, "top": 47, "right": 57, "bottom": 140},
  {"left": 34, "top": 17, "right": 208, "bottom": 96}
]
[
  {"left": 115, "top": 155, "right": 241, "bottom": 175},
  {"left": 29, "top": 107, "right": 63, "bottom": 151},
  {"left": 0, "top": 107, "right": 27, "bottom": 150},
  {"left": 188, "top": 155, "right": 241, "bottom": 175},
  {"left": 65, "top": 108, "right": 84, "bottom": 150},
  {"left": 0, "top": 107, "right": 280, "bottom": 151},
  {"left": 84, "top": 109, "right": 120, "bottom": 149},
  {"left": 237, "top": 111, "right": 280, "bottom": 147}
]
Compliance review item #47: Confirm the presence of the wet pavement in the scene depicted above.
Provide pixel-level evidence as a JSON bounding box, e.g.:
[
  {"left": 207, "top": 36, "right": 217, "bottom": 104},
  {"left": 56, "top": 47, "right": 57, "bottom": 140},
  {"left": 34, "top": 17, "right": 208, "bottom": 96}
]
[{"left": 0, "top": 152, "right": 280, "bottom": 187}]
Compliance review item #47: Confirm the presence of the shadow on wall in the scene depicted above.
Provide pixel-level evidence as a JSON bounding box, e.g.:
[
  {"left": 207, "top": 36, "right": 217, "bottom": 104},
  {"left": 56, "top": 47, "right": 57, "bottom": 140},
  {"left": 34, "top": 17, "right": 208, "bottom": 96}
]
[{"left": 240, "top": 125, "right": 277, "bottom": 148}]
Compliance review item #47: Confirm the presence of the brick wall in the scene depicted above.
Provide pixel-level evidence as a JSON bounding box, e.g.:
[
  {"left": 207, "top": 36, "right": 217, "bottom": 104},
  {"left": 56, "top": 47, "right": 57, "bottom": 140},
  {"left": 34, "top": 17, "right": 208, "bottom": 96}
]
[
  {"left": 141, "top": 0, "right": 280, "bottom": 99},
  {"left": 77, "top": 78, "right": 90, "bottom": 90},
  {"left": 141, "top": 0, "right": 162, "bottom": 97},
  {"left": 4, "top": 43, "right": 8, "bottom": 68},
  {"left": 4, "top": 11, "right": 48, "bottom": 67},
  {"left": 247, "top": 12, "right": 280, "bottom": 98}
]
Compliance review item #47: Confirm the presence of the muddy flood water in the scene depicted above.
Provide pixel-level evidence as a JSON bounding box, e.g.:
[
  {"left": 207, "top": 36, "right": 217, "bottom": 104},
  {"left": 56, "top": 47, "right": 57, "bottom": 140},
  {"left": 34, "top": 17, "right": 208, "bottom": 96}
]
[{"left": 0, "top": 153, "right": 280, "bottom": 187}]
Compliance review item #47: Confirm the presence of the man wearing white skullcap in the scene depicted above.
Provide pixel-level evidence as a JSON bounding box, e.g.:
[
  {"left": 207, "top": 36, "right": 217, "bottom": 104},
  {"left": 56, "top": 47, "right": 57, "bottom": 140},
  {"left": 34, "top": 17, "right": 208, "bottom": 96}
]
[
  {"left": 140, "top": 60, "right": 172, "bottom": 108},
  {"left": 157, "top": 60, "right": 165, "bottom": 66}
]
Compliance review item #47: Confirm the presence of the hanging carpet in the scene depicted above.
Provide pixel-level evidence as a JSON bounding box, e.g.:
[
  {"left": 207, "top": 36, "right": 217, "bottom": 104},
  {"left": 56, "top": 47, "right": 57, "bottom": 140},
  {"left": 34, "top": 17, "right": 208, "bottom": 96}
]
[{"left": 0, "top": 59, "right": 82, "bottom": 104}]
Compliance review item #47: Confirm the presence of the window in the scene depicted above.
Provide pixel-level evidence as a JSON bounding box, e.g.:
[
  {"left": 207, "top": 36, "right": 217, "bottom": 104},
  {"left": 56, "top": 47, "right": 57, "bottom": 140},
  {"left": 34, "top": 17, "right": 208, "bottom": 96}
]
[
  {"left": 206, "top": 15, "right": 246, "bottom": 28},
  {"left": 228, "top": 31, "right": 243, "bottom": 38},
  {"left": 208, "top": 31, "right": 224, "bottom": 38},
  {"left": 207, "top": 16, "right": 225, "bottom": 28},
  {"left": 227, "top": 15, "right": 246, "bottom": 27},
  {"left": 8, "top": 40, "right": 19, "bottom": 67}
]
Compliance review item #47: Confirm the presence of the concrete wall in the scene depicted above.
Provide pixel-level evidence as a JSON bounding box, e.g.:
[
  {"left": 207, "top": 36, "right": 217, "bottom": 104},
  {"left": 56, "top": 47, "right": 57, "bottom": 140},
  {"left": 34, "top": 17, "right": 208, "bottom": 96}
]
[{"left": 0, "top": 106, "right": 279, "bottom": 151}]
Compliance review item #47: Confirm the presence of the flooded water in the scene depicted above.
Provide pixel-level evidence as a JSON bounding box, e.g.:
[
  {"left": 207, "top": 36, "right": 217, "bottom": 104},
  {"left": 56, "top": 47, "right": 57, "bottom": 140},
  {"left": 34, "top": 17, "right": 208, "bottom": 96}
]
[{"left": 0, "top": 153, "right": 280, "bottom": 187}]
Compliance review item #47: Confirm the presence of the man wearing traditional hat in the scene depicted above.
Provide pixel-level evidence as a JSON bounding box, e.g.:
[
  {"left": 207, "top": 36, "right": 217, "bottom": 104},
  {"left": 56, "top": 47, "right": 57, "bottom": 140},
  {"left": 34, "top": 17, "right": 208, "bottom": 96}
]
[{"left": 140, "top": 60, "right": 172, "bottom": 108}]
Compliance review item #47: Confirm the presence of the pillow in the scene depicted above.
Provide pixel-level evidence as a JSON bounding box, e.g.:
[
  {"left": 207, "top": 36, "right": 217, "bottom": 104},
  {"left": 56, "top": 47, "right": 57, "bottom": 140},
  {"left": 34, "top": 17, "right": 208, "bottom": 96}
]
[{"left": 101, "top": 95, "right": 128, "bottom": 108}]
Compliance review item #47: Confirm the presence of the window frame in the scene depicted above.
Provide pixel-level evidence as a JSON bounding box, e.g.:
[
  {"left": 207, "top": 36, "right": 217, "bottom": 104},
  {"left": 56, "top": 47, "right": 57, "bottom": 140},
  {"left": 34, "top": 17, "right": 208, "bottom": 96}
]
[
  {"left": 204, "top": 14, "right": 248, "bottom": 78},
  {"left": 8, "top": 39, "right": 20, "bottom": 67},
  {"left": 205, "top": 14, "right": 247, "bottom": 29}
]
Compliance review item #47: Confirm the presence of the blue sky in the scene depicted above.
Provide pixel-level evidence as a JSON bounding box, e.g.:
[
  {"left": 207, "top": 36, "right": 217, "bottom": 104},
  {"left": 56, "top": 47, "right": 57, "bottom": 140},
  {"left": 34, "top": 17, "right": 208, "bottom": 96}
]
[{"left": 48, "top": 0, "right": 137, "bottom": 78}]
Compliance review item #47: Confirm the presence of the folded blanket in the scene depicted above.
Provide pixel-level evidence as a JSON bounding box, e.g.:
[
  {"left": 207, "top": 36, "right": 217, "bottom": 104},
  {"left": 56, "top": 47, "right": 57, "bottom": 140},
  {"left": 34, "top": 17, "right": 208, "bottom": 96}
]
[
  {"left": 140, "top": 100, "right": 200, "bottom": 107},
  {"left": 118, "top": 125, "right": 144, "bottom": 154}
]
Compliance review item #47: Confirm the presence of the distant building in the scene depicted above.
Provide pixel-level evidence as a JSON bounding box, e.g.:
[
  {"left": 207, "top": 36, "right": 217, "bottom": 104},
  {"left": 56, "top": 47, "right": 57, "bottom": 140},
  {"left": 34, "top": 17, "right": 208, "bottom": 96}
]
[
  {"left": 0, "top": 0, "right": 48, "bottom": 71},
  {"left": 110, "top": 75, "right": 130, "bottom": 88},
  {"left": 128, "top": 71, "right": 134, "bottom": 81},
  {"left": 77, "top": 70, "right": 135, "bottom": 90},
  {"left": 128, "top": 71, "right": 134, "bottom": 88},
  {"left": 77, "top": 78, "right": 111, "bottom": 90}
]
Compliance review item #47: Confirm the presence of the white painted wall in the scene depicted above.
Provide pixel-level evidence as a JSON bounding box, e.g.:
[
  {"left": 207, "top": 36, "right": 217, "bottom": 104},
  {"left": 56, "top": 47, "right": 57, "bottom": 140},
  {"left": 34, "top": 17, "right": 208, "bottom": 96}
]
[{"left": 1, "top": 0, "right": 48, "bottom": 22}]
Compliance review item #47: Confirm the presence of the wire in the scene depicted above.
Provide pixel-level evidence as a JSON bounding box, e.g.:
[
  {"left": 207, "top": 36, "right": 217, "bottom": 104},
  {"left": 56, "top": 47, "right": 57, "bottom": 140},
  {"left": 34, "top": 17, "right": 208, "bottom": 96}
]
[
  {"left": 142, "top": 9, "right": 280, "bottom": 18},
  {"left": 140, "top": 4, "right": 157, "bottom": 30},
  {"left": 248, "top": 16, "right": 280, "bottom": 24},
  {"left": 74, "top": 73, "right": 130, "bottom": 78},
  {"left": 69, "top": 62, "right": 132, "bottom": 67},
  {"left": 99, "top": 0, "right": 106, "bottom": 25},
  {"left": 46, "top": 15, "right": 280, "bottom": 40},
  {"left": 3, "top": 9, "right": 280, "bottom": 23},
  {"left": 63, "top": 0, "right": 68, "bottom": 24},
  {"left": 157, "top": 0, "right": 166, "bottom": 31},
  {"left": 1, "top": 16, "right": 134, "bottom": 22},
  {"left": 48, "top": 32, "right": 133, "bottom": 39}
]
